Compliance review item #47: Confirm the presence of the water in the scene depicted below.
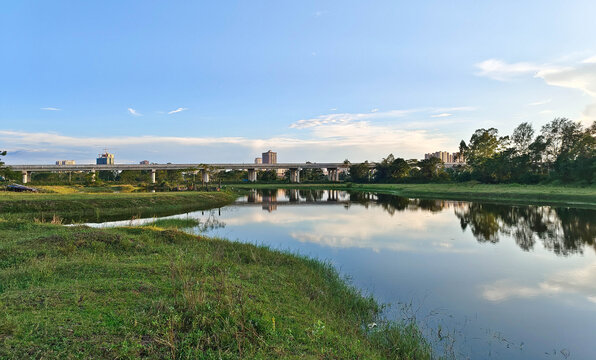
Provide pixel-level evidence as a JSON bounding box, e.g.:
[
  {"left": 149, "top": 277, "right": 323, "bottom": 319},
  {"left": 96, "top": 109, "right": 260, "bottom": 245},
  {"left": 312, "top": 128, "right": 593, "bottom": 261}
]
[{"left": 87, "top": 189, "right": 596, "bottom": 359}]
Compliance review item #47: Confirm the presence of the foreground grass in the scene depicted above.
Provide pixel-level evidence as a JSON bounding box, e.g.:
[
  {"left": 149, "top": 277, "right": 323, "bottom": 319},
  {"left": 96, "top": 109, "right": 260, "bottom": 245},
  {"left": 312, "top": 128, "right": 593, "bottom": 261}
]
[
  {"left": 0, "top": 220, "right": 432, "bottom": 359},
  {"left": 231, "top": 183, "right": 596, "bottom": 208},
  {"left": 0, "top": 191, "right": 237, "bottom": 223}
]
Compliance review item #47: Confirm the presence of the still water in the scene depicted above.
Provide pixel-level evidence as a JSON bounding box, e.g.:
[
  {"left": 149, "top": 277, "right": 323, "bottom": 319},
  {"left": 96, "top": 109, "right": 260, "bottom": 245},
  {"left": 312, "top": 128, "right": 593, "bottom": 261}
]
[{"left": 90, "top": 189, "right": 596, "bottom": 359}]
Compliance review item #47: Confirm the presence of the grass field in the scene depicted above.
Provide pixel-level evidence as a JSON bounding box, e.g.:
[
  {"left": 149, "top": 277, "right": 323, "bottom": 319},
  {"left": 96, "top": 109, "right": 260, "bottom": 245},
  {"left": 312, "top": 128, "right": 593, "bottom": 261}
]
[
  {"left": 0, "top": 191, "right": 237, "bottom": 223},
  {"left": 230, "top": 183, "right": 596, "bottom": 208},
  {"left": 0, "top": 219, "right": 432, "bottom": 359},
  {"left": 0, "top": 190, "right": 434, "bottom": 358}
]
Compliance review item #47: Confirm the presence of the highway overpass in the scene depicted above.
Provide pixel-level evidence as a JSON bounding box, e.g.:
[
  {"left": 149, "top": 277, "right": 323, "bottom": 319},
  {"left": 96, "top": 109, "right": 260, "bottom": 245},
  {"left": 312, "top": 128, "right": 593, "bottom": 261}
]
[{"left": 8, "top": 162, "right": 365, "bottom": 184}]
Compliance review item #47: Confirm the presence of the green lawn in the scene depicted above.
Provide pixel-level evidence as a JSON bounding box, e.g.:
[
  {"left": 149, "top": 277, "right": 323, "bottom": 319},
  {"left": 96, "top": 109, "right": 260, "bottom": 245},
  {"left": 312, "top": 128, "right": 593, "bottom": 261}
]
[
  {"left": 0, "top": 220, "right": 431, "bottom": 359},
  {"left": 230, "top": 183, "right": 596, "bottom": 208},
  {"left": 0, "top": 190, "right": 433, "bottom": 359},
  {"left": 0, "top": 191, "right": 237, "bottom": 223}
]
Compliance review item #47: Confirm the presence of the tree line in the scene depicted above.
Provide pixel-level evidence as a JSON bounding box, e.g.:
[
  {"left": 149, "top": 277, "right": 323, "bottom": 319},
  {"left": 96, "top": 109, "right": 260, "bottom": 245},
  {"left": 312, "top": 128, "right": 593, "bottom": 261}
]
[{"left": 349, "top": 118, "right": 596, "bottom": 184}]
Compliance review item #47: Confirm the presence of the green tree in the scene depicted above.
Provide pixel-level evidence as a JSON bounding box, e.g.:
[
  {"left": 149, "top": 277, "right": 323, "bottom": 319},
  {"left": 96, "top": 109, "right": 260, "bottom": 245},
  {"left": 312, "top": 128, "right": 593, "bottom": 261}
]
[
  {"left": 512, "top": 122, "right": 535, "bottom": 156},
  {"left": 349, "top": 162, "right": 371, "bottom": 183}
]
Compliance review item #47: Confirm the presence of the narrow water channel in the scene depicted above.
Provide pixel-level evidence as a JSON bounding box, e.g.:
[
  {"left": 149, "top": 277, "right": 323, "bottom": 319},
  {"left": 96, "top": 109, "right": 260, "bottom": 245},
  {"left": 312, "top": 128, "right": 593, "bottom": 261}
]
[{"left": 86, "top": 189, "right": 596, "bottom": 359}]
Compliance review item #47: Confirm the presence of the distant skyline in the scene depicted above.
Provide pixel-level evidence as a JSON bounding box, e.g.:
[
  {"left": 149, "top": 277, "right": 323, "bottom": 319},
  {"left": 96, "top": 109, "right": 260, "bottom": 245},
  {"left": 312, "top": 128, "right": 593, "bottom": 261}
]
[{"left": 1, "top": 1, "right": 595, "bottom": 164}]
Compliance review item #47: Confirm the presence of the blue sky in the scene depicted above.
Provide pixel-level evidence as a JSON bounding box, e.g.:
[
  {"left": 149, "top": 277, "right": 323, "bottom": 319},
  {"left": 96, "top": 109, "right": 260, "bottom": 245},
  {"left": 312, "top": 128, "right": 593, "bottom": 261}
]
[{"left": 1, "top": 1, "right": 595, "bottom": 164}]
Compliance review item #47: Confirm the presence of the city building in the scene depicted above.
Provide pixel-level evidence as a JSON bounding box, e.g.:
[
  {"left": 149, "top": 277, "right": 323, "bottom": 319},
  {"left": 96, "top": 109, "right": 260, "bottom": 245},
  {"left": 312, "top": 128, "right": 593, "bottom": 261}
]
[
  {"left": 262, "top": 150, "right": 277, "bottom": 164},
  {"left": 254, "top": 157, "right": 262, "bottom": 164},
  {"left": 55, "top": 160, "right": 75, "bottom": 165},
  {"left": 139, "top": 160, "right": 150, "bottom": 165},
  {"left": 96, "top": 152, "right": 115, "bottom": 165},
  {"left": 424, "top": 151, "right": 465, "bottom": 163}
]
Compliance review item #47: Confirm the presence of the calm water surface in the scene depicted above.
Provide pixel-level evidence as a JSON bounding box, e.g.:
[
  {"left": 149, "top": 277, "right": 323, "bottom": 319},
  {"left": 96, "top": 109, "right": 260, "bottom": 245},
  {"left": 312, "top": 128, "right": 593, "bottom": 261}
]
[{"left": 90, "top": 189, "right": 596, "bottom": 359}]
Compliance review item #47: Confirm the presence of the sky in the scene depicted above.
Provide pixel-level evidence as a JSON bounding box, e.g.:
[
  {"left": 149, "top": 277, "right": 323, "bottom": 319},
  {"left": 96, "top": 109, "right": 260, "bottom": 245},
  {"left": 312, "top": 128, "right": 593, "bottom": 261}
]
[{"left": 1, "top": 0, "right": 596, "bottom": 164}]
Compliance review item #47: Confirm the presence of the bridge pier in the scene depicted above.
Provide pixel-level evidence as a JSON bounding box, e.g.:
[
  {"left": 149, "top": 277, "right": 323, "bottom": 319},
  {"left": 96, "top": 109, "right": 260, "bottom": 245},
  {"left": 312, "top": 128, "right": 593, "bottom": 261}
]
[
  {"left": 22, "top": 171, "right": 31, "bottom": 184},
  {"left": 202, "top": 169, "right": 210, "bottom": 183},
  {"left": 248, "top": 169, "right": 257, "bottom": 182},
  {"left": 327, "top": 168, "right": 339, "bottom": 182},
  {"left": 150, "top": 169, "right": 156, "bottom": 184},
  {"left": 289, "top": 168, "right": 301, "bottom": 183},
  {"left": 90, "top": 170, "right": 96, "bottom": 182}
]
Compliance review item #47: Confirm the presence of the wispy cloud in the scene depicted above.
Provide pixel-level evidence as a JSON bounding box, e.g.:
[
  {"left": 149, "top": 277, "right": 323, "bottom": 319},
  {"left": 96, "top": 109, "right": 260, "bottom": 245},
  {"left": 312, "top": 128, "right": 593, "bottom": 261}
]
[
  {"left": 430, "top": 113, "right": 452, "bottom": 118},
  {"left": 432, "top": 106, "right": 476, "bottom": 113},
  {"left": 528, "top": 99, "right": 551, "bottom": 106},
  {"left": 168, "top": 107, "right": 188, "bottom": 114},
  {"left": 41, "top": 107, "right": 60, "bottom": 111},
  {"left": 475, "top": 59, "right": 549, "bottom": 81},
  {"left": 290, "top": 109, "right": 418, "bottom": 129},
  {"left": 371, "top": 108, "right": 379, "bottom": 113},
  {"left": 477, "top": 55, "right": 596, "bottom": 123},
  {"left": 128, "top": 108, "right": 142, "bottom": 116}
]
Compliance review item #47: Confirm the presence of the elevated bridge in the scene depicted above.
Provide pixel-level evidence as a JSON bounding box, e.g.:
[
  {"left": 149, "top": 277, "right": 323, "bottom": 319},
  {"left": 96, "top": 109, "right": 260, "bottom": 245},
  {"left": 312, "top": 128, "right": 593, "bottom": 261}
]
[{"left": 8, "top": 162, "right": 370, "bottom": 184}]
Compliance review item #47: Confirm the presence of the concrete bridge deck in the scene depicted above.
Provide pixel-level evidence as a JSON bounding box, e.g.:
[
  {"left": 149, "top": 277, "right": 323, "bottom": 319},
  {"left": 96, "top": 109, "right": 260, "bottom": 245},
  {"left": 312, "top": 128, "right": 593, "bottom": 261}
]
[{"left": 8, "top": 162, "right": 366, "bottom": 184}]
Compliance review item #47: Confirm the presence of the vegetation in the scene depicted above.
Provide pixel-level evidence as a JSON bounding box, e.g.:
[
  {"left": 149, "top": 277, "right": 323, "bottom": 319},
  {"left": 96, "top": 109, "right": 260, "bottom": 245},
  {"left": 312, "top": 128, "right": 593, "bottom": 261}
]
[
  {"left": 348, "top": 118, "right": 596, "bottom": 185},
  {"left": 0, "top": 195, "right": 433, "bottom": 358},
  {"left": 0, "top": 191, "right": 237, "bottom": 223}
]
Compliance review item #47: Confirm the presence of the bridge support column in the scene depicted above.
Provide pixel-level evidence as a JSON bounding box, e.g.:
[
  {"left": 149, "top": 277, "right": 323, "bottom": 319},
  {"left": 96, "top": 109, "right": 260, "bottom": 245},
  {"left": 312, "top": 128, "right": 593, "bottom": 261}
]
[
  {"left": 289, "top": 168, "right": 300, "bottom": 183},
  {"left": 150, "top": 169, "right": 156, "bottom": 184},
  {"left": 90, "top": 170, "right": 96, "bottom": 182},
  {"left": 248, "top": 169, "right": 257, "bottom": 182},
  {"left": 202, "top": 169, "right": 210, "bottom": 183},
  {"left": 22, "top": 171, "right": 30, "bottom": 184},
  {"left": 328, "top": 168, "right": 338, "bottom": 182}
]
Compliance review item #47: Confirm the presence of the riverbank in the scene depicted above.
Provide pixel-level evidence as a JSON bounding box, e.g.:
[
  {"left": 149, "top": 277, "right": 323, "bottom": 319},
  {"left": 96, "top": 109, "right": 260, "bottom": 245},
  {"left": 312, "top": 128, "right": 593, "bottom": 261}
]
[
  {"left": 0, "top": 219, "right": 431, "bottom": 359},
  {"left": 0, "top": 191, "right": 237, "bottom": 223},
  {"left": 231, "top": 183, "right": 596, "bottom": 208}
]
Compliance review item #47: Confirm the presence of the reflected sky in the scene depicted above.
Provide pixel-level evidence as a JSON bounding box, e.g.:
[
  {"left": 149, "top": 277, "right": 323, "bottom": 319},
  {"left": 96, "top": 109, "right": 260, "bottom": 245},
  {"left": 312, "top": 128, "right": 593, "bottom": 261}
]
[{"left": 88, "top": 189, "right": 596, "bottom": 359}]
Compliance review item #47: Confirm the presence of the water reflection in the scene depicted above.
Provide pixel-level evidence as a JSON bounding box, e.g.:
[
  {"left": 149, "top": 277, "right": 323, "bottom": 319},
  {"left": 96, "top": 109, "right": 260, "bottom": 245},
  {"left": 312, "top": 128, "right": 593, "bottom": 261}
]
[{"left": 241, "top": 189, "right": 596, "bottom": 257}]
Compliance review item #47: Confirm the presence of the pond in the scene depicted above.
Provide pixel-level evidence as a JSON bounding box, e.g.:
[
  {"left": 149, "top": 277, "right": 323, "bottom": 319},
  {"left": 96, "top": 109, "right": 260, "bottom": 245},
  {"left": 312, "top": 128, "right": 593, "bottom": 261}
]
[{"left": 86, "top": 189, "right": 596, "bottom": 359}]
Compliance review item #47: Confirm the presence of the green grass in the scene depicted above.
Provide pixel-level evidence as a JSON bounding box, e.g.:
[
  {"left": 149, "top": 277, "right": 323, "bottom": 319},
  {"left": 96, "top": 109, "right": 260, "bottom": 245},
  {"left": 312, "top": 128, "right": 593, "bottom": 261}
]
[
  {"left": 230, "top": 183, "right": 596, "bottom": 208},
  {"left": 0, "top": 191, "right": 237, "bottom": 223},
  {"left": 0, "top": 220, "right": 432, "bottom": 359}
]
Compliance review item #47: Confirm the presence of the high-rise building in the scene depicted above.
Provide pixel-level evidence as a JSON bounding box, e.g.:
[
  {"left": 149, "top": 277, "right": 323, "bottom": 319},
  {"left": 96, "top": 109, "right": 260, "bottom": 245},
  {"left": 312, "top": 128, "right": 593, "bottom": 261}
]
[
  {"left": 140, "top": 160, "right": 150, "bottom": 165},
  {"left": 56, "top": 160, "right": 76, "bottom": 165},
  {"left": 424, "top": 151, "right": 465, "bottom": 163},
  {"left": 262, "top": 150, "right": 277, "bottom": 164},
  {"left": 254, "top": 157, "right": 262, "bottom": 164},
  {"left": 96, "top": 152, "right": 115, "bottom": 165}
]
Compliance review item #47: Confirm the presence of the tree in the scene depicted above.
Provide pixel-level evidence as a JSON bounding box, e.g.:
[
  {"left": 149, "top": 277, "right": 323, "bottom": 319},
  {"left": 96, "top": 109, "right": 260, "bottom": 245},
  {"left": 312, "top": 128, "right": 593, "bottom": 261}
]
[
  {"left": 512, "top": 122, "right": 535, "bottom": 156},
  {"left": 416, "top": 157, "right": 443, "bottom": 180},
  {"left": 349, "top": 162, "right": 371, "bottom": 183}
]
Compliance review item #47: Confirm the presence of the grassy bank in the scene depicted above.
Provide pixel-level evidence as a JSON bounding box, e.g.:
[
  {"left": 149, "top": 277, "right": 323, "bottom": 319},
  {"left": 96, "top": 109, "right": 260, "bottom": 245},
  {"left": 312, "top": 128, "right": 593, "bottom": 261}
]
[
  {"left": 0, "top": 220, "right": 431, "bottom": 359},
  {"left": 231, "top": 183, "right": 596, "bottom": 208},
  {"left": 0, "top": 191, "right": 237, "bottom": 223}
]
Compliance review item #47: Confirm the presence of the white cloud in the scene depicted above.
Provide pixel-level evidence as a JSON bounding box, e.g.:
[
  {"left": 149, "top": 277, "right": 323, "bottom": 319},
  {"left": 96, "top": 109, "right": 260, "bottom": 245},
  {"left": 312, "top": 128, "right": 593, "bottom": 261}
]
[
  {"left": 433, "top": 106, "right": 476, "bottom": 113},
  {"left": 478, "top": 56, "right": 596, "bottom": 124},
  {"left": 536, "top": 63, "right": 596, "bottom": 97},
  {"left": 528, "top": 99, "right": 551, "bottom": 106},
  {"left": 475, "top": 59, "right": 547, "bottom": 81},
  {"left": 371, "top": 108, "right": 379, "bottom": 113},
  {"left": 128, "top": 108, "right": 141, "bottom": 116},
  {"left": 41, "top": 107, "right": 60, "bottom": 111},
  {"left": 168, "top": 107, "right": 188, "bottom": 114},
  {"left": 290, "top": 109, "right": 418, "bottom": 129},
  {"left": 431, "top": 113, "right": 452, "bottom": 118}
]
